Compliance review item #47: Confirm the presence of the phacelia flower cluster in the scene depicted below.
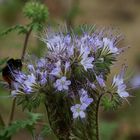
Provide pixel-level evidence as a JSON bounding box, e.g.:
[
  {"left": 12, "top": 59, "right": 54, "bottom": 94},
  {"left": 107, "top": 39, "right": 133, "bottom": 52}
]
[{"left": 9, "top": 27, "right": 130, "bottom": 119}]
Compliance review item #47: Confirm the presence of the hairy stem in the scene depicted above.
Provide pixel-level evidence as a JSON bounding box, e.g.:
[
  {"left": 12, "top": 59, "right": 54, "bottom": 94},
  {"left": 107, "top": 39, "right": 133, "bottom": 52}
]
[
  {"left": 44, "top": 102, "right": 52, "bottom": 129},
  {"left": 8, "top": 98, "right": 16, "bottom": 125},
  {"left": 44, "top": 102, "right": 58, "bottom": 140},
  {"left": 95, "top": 94, "right": 104, "bottom": 140},
  {"left": 21, "top": 27, "right": 32, "bottom": 61},
  {"left": 0, "top": 114, "right": 5, "bottom": 127}
]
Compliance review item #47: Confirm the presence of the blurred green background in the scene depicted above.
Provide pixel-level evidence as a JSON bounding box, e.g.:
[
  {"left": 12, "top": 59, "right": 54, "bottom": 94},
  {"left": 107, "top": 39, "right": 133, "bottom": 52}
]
[{"left": 0, "top": 0, "right": 140, "bottom": 140}]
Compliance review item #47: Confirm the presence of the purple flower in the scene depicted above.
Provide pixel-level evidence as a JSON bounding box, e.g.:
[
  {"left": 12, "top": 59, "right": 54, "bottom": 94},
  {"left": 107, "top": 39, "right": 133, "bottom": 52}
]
[
  {"left": 54, "top": 76, "right": 71, "bottom": 91},
  {"left": 65, "top": 61, "right": 70, "bottom": 72},
  {"left": 24, "top": 74, "right": 36, "bottom": 86},
  {"left": 80, "top": 57, "right": 94, "bottom": 71},
  {"left": 80, "top": 95, "right": 93, "bottom": 109},
  {"left": 79, "top": 88, "right": 88, "bottom": 97},
  {"left": 22, "top": 73, "right": 36, "bottom": 93},
  {"left": 93, "top": 37, "right": 103, "bottom": 49},
  {"left": 12, "top": 71, "right": 36, "bottom": 94},
  {"left": 113, "top": 68, "right": 126, "bottom": 86},
  {"left": 79, "top": 89, "right": 93, "bottom": 109},
  {"left": 103, "top": 38, "right": 118, "bottom": 54},
  {"left": 39, "top": 71, "right": 47, "bottom": 86},
  {"left": 50, "top": 61, "right": 62, "bottom": 77},
  {"left": 28, "top": 64, "right": 35, "bottom": 72},
  {"left": 80, "top": 46, "right": 90, "bottom": 58},
  {"left": 113, "top": 74, "right": 124, "bottom": 86},
  {"left": 11, "top": 90, "right": 19, "bottom": 96},
  {"left": 44, "top": 34, "right": 66, "bottom": 54},
  {"left": 37, "top": 58, "right": 46, "bottom": 68},
  {"left": 112, "top": 71, "right": 129, "bottom": 98},
  {"left": 71, "top": 104, "right": 86, "bottom": 119},
  {"left": 50, "top": 67, "right": 61, "bottom": 77},
  {"left": 96, "top": 75, "right": 106, "bottom": 87},
  {"left": 67, "top": 45, "right": 74, "bottom": 57},
  {"left": 89, "top": 83, "right": 96, "bottom": 89},
  {"left": 117, "top": 84, "right": 129, "bottom": 98},
  {"left": 23, "top": 86, "right": 33, "bottom": 94},
  {"left": 15, "top": 71, "right": 26, "bottom": 84},
  {"left": 11, "top": 82, "right": 20, "bottom": 90},
  {"left": 64, "top": 34, "right": 71, "bottom": 45},
  {"left": 130, "top": 75, "right": 140, "bottom": 88}
]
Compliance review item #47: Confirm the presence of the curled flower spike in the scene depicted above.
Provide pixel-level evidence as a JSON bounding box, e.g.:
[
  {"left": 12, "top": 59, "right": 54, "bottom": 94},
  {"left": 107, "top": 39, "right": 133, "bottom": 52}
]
[
  {"left": 112, "top": 69, "right": 129, "bottom": 99},
  {"left": 117, "top": 84, "right": 129, "bottom": 98},
  {"left": 103, "top": 38, "right": 119, "bottom": 54}
]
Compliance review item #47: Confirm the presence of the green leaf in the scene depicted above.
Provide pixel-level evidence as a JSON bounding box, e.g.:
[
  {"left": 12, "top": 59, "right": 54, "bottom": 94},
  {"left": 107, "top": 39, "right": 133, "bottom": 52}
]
[
  {"left": 102, "top": 94, "right": 122, "bottom": 111},
  {"left": 0, "top": 112, "right": 42, "bottom": 139},
  {"left": 0, "top": 57, "right": 9, "bottom": 66},
  {"left": 40, "top": 124, "right": 52, "bottom": 137},
  {"left": 0, "top": 57, "right": 9, "bottom": 73},
  {"left": 16, "top": 93, "right": 45, "bottom": 111},
  {"left": 0, "top": 25, "right": 28, "bottom": 36}
]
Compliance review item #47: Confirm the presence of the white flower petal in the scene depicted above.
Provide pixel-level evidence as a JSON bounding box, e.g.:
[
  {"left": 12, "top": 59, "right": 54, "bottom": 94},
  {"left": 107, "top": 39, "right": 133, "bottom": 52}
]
[
  {"left": 79, "top": 111, "right": 86, "bottom": 118},
  {"left": 119, "top": 91, "right": 129, "bottom": 98}
]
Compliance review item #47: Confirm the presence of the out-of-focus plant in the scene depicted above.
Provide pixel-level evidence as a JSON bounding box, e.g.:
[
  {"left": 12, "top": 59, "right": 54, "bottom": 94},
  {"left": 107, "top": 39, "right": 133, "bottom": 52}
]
[
  {"left": 0, "top": 1, "right": 138, "bottom": 140},
  {"left": 0, "top": 0, "right": 23, "bottom": 24},
  {"left": 64, "top": 0, "right": 80, "bottom": 29},
  {"left": 0, "top": 0, "right": 49, "bottom": 59},
  {"left": 0, "top": 1, "right": 49, "bottom": 140},
  {"left": 0, "top": 112, "right": 44, "bottom": 140}
]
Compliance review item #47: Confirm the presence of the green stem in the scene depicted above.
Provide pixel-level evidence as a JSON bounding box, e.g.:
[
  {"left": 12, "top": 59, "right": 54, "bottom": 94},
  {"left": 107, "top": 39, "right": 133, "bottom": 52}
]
[
  {"left": 21, "top": 27, "right": 32, "bottom": 61},
  {"left": 0, "top": 114, "right": 5, "bottom": 127},
  {"left": 95, "top": 94, "right": 104, "bottom": 140},
  {"left": 8, "top": 98, "right": 16, "bottom": 125},
  {"left": 44, "top": 102, "right": 58, "bottom": 140}
]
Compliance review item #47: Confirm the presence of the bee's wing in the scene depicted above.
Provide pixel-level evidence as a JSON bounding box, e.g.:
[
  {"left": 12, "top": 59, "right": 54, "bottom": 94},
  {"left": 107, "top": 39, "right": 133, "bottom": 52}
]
[
  {"left": 6, "top": 64, "right": 16, "bottom": 81},
  {"left": 0, "top": 80, "right": 9, "bottom": 89}
]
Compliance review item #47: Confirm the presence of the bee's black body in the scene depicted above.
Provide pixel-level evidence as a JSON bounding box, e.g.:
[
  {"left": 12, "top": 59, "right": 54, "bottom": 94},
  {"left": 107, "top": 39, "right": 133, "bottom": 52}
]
[{"left": 2, "top": 58, "right": 22, "bottom": 85}]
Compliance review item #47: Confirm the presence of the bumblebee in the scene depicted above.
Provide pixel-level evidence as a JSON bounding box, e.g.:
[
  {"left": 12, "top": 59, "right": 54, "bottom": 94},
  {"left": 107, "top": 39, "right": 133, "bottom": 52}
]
[{"left": 2, "top": 58, "right": 22, "bottom": 86}]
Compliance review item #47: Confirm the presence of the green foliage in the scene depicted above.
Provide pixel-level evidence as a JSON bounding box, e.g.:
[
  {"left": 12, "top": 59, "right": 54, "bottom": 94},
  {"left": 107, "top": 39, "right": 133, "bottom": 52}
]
[
  {"left": 45, "top": 92, "right": 73, "bottom": 139},
  {"left": 102, "top": 94, "right": 122, "bottom": 111},
  {"left": 23, "top": 1, "right": 49, "bottom": 31},
  {"left": 0, "top": 114, "right": 5, "bottom": 128},
  {"left": 0, "top": 1, "right": 49, "bottom": 37},
  {"left": 0, "top": 57, "right": 9, "bottom": 73},
  {"left": 0, "top": 25, "right": 28, "bottom": 36},
  {"left": 73, "top": 24, "right": 96, "bottom": 35},
  {"left": 40, "top": 124, "right": 52, "bottom": 137},
  {"left": 65, "top": 0, "right": 80, "bottom": 23},
  {"left": 70, "top": 120, "right": 91, "bottom": 140},
  {"left": 95, "top": 48, "right": 116, "bottom": 77},
  {"left": 16, "top": 93, "right": 46, "bottom": 111},
  {"left": 100, "top": 121, "right": 118, "bottom": 140},
  {"left": 0, "top": 112, "right": 42, "bottom": 140}
]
